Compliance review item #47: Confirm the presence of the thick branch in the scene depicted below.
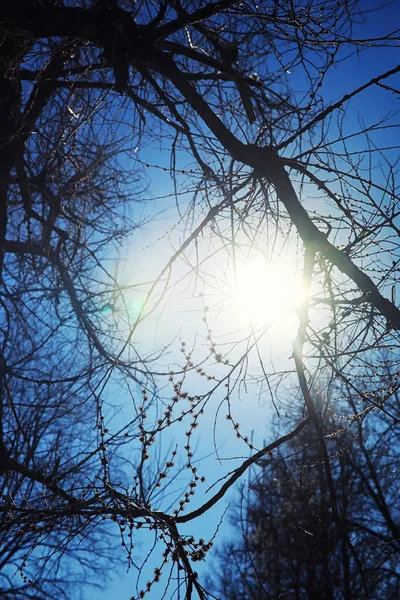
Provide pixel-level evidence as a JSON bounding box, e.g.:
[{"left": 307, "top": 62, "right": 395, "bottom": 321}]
[
  {"left": 268, "top": 158, "right": 400, "bottom": 328},
  {"left": 160, "top": 62, "right": 400, "bottom": 328},
  {"left": 176, "top": 418, "right": 309, "bottom": 523}
]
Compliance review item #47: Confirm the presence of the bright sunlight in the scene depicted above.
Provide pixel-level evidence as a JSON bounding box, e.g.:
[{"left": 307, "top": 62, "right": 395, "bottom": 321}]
[{"left": 232, "top": 259, "right": 308, "bottom": 334}]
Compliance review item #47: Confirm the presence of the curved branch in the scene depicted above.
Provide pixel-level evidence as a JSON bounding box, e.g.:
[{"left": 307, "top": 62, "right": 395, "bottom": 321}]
[{"left": 176, "top": 417, "right": 309, "bottom": 523}]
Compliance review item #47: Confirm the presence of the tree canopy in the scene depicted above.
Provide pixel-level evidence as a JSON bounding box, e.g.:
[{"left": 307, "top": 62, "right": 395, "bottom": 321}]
[
  {"left": 209, "top": 385, "right": 400, "bottom": 599},
  {"left": 0, "top": 0, "right": 399, "bottom": 598}
]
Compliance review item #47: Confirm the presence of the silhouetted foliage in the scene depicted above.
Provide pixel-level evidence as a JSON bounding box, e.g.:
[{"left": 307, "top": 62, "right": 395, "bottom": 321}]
[
  {"left": 0, "top": 1, "right": 399, "bottom": 598},
  {"left": 210, "top": 385, "right": 400, "bottom": 599}
]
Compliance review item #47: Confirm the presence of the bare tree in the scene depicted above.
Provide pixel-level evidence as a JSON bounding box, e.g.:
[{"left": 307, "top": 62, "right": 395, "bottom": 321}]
[
  {"left": 0, "top": 1, "right": 399, "bottom": 598},
  {"left": 208, "top": 379, "right": 400, "bottom": 599}
]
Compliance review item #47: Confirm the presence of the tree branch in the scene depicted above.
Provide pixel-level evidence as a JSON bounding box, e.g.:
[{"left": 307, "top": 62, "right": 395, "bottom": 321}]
[{"left": 176, "top": 418, "right": 309, "bottom": 523}]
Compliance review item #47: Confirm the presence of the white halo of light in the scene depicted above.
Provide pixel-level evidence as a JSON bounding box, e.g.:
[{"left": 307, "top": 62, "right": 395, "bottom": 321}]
[{"left": 232, "top": 259, "right": 308, "bottom": 334}]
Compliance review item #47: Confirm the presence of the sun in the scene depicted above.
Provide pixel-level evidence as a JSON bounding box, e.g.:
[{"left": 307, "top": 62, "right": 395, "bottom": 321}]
[{"left": 232, "top": 259, "right": 307, "bottom": 333}]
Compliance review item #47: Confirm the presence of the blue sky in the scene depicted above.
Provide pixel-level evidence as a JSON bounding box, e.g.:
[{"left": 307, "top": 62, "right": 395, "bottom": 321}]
[{"left": 90, "top": 2, "right": 400, "bottom": 598}]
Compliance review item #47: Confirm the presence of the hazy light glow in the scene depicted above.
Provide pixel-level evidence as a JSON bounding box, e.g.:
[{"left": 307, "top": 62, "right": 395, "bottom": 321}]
[{"left": 233, "top": 259, "right": 307, "bottom": 332}]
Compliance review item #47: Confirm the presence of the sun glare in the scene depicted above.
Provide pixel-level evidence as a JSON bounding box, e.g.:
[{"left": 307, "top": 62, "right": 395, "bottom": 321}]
[{"left": 232, "top": 259, "right": 307, "bottom": 333}]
